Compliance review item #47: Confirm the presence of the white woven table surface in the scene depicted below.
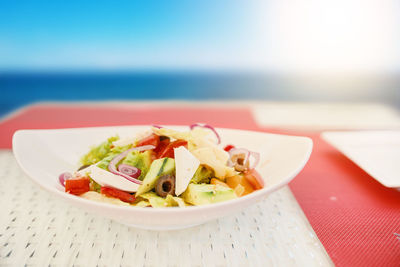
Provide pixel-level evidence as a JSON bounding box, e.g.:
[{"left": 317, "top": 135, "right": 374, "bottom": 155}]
[{"left": 0, "top": 150, "right": 332, "bottom": 267}]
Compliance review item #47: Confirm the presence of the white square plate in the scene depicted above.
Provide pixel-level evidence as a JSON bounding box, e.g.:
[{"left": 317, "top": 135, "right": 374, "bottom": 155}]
[
  {"left": 13, "top": 125, "right": 312, "bottom": 230},
  {"left": 322, "top": 131, "right": 400, "bottom": 188}
]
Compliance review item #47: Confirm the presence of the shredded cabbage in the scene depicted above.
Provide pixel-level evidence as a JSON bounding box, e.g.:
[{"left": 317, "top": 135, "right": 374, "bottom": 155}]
[
  {"left": 138, "top": 192, "right": 188, "bottom": 207},
  {"left": 165, "top": 195, "right": 187, "bottom": 207},
  {"left": 134, "top": 200, "right": 151, "bottom": 207},
  {"left": 80, "top": 191, "right": 129, "bottom": 206},
  {"left": 139, "top": 192, "right": 168, "bottom": 208}
]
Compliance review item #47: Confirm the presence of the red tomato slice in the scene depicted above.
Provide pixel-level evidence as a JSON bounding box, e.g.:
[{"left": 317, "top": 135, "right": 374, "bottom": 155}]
[
  {"left": 65, "top": 177, "right": 90, "bottom": 195},
  {"left": 136, "top": 134, "right": 160, "bottom": 148},
  {"left": 154, "top": 139, "right": 170, "bottom": 156},
  {"left": 158, "top": 140, "right": 187, "bottom": 159},
  {"left": 100, "top": 187, "right": 136, "bottom": 203},
  {"left": 243, "top": 169, "right": 264, "bottom": 190},
  {"left": 224, "top": 144, "right": 235, "bottom": 152}
]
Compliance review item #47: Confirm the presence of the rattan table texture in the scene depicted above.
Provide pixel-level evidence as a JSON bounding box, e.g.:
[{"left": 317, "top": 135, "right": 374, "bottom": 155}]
[{"left": 0, "top": 151, "right": 332, "bottom": 266}]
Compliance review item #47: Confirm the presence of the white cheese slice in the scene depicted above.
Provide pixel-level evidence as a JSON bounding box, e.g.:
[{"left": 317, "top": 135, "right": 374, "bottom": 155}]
[
  {"left": 112, "top": 137, "right": 136, "bottom": 147},
  {"left": 79, "top": 165, "right": 140, "bottom": 192},
  {"left": 174, "top": 146, "right": 200, "bottom": 196},
  {"left": 112, "top": 130, "right": 152, "bottom": 147}
]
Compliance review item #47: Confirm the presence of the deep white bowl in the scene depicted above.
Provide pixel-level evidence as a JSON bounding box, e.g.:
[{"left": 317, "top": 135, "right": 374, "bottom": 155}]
[{"left": 12, "top": 126, "right": 312, "bottom": 230}]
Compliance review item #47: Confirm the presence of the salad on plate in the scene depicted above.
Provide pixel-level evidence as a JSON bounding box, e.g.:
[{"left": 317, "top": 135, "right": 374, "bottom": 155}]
[{"left": 59, "top": 124, "right": 264, "bottom": 207}]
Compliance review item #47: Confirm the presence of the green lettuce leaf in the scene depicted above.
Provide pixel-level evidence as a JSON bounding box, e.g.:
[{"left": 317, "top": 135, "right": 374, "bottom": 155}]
[
  {"left": 80, "top": 136, "right": 119, "bottom": 165},
  {"left": 96, "top": 145, "right": 132, "bottom": 170}
]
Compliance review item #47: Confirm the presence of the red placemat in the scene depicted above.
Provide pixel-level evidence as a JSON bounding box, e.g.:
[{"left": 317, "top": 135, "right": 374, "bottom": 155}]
[
  {"left": 289, "top": 133, "right": 400, "bottom": 266},
  {"left": 1, "top": 104, "right": 400, "bottom": 267}
]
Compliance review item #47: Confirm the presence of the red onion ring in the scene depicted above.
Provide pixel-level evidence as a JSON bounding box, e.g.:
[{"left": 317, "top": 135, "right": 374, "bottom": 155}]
[
  {"left": 152, "top": 124, "right": 163, "bottom": 129},
  {"left": 59, "top": 172, "right": 72, "bottom": 187},
  {"left": 228, "top": 148, "right": 260, "bottom": 170},
  {"left": 228, "top": 148, "right": 250, "bottom": 167},
  {"left": 190, "top": 123, "right": 221, "bottom": 144},
  {"left": 118, "top": 164, "right": 141, "bottom": 178},
  {"left": 249, "top": 151, "right": 260, "bottom": 170},
  {"left": 108, "top": 145, "right": 155, "bottom": 184}
]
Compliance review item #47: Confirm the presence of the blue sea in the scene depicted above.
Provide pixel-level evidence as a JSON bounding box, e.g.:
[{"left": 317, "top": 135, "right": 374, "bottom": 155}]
[{"left": 1, "top": 71, "right": 398, "bottom": 117}]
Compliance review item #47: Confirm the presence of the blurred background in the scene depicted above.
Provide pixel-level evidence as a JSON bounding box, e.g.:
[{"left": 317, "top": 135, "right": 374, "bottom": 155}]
[{"left": 1, "top": 0, "right": 400, "bottom": 117}]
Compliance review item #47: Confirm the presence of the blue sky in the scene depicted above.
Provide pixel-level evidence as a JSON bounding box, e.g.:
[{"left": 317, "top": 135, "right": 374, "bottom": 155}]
[
  {"left": 1, "top": 1, "right": 399, "bottom": 73},
  {"left": 0, "top": 1, "right": 269, "bottom": 70}
]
